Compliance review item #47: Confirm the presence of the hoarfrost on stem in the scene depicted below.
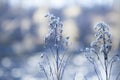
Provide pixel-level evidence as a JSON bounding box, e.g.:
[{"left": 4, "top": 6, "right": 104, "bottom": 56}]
[
  {"left": 39, "top": 13, "right": 71, "bottom": 80},
  {"left": 84, "top": 22, "right": 120, "bottom": 80}
]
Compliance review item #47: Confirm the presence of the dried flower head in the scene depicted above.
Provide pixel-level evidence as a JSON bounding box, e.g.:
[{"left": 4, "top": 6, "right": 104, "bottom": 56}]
[
  {"left": 94, "top": 22, "right": 109, "bottom": 31},
  {"left": 45, "top": 13, "right": 69, "bottom": 49},
  {"left": 91, "top": 22, "right": 112, "bottom": 54}
]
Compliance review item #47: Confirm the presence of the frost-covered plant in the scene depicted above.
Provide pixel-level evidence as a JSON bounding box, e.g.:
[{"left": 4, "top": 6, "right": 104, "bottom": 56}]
[
  {"left": 39, "top": 13, "right": 72, "bottom": 80},
  {"left": 83, "top": 22, "right": 120, "bottom": 80}
]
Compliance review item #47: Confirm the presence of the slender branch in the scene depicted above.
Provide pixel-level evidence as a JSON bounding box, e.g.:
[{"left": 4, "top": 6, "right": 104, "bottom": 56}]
[
  {"left": 45, "top": 55, "right": 55, "bottom": 80},
  {"left": 59, "top": 51, "right": 67, "bottom": 72},
  {"left": 95, "top": 52, "right": 105, "bottom": 70},
  {"left": 73, "top": 73, "right": 77, "bottom": 80},
  {"left": 94, "top": 61, "right": 103, "bottom": 80},
  {"left": 39, "top": 64, "right": 49, "bottom": 80},
  {"left": 49, "top": 47, "right": 56, "bottom": 61},
  {"left": 60, "top": 52, "right": 73, "bottom": 80},
  {"left": 115, "top": 71, "right": 120, "bottom": 80},
  {"left": 43, "top": 67, "right": 49, "bottom": 80},
  {"left": 54, "top": 24, "right": 60, "bottom": 80},
  {"left": 93, "top": 61, "right": 101, "bottom": 80},
  {"left": 104, "top": 59, "right": 108, "bottom": 80},
  {"left": 84, "top": 75, "right": 88, "bottom": 80},
  {"left": 49, "top": 47, "right": 58, "bottom": 77},
  {"left": 86, "top": 56, "right": 101, "bottom": 80},
  {"left": 108, "top": 61, "right": 114, "bottom": 80}
]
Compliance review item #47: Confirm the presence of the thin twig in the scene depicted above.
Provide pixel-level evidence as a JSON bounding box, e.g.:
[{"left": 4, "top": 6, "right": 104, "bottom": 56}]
[
  {"left": 49, "top": 47, "right": 56, "bottom": 61},
  {"left": 115, "top": 71, "right": 120, "bottom": 80},
  {"left": 86, "top": 56, "right": 101, "bottom": 80},
  {"left": 108, "top": 61, "right": 114, "bottom": 80},
  {"left": 39, "top": 64, "right": 49, "bottom": 80},
  {"left": 73, "top": 73, "right": 77, "bottom": 80},
  {"left": 95, "top": 52, "right": 105, "bottom": 70},
  {"left": 59, "top": 51, "right": 67, "bottom": 72},
  {"left": 60, "top": 52, "right": 73, "bottom": 80},
  {"left": 84, "top": 75, "right": 88, "bottom": 80},
  {"left": 45, "top": 54, "right": 55, "bottom": 80}
]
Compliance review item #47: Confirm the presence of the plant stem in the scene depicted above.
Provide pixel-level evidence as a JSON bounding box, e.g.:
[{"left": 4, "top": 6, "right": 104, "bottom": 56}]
[
  {"left": 55, "top": 25, "right": 59, "bottom": 80},
  {"left": 60, "top": 52, "right": 73, "bottom": 80},
  {"left": 95, "top": 52, "right": 105, "bottom": 70},
  {"left": 86, "top": 56, "right": 101, "bottom": 80},
  {"left": 102, "top": 26, "right": 108, "bottom": 80},
  {"left": 104, "top": 59, "right": 108, "bottom": 80},
  {"left": 46, "top": 55, "right": 54, "bottom": 80},
  {"left": 115, "top": 71, "right": 120, "bottom": 80},
  {"left": 108, "top": 61, "right": 114, "bottom": 80}
]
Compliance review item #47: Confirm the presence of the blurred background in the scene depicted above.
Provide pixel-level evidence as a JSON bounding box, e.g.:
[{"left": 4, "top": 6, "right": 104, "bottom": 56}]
[{"left": 0, "top": 0, "right": 120, "bottom": 80}]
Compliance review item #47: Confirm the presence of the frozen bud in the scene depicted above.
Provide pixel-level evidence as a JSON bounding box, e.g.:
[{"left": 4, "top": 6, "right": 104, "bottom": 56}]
[
  {"left": 50, "top": 15, "right": 55, "bottom": 20},
  {"left": 65, "top": 41, "right": 68, "bottom": 46},
  {"left": 45, "top": 13, "right": 50, "bottom": 17},
  {"left": 95, "top": 32, "right": 100, "bottom": 37},
  {"left": 90, "top": 48, "right": 96, "bottom": 53},
  {"left": 63, "top": 36, "right": 70, "bottom": 46},
  {"left": 57, "top": 17, "right": 60, "bottom": 21},
  {"left": 44, "top": 36, "right": 48, "bottom": 42},
  {"left": 86, "top": 48, "right": 90, "bottom": 52},
  {"left": 96, "top": 34, "right": 103, "bottom": 40},
  {"left": 57, "top": 37, "right": 60, "bottom": 41},
  {"left": 94, "top": 22, "right": 109, "bottom": 31},
  {"left": 104, "top": 31, "right": 111, "bottom": 38},
  {"left": 54, "top": 44, "right": 58, "bottom": 47},
  {"left": 99, "top": 44, "right": 104, "bottom": 53},
  {"left": 59, "top": 22, "right": 63, "bottom": 27},
  {"left": 66, "top": 36, "right": 70, "bottom": 40},
  {"left": 44, "top": 33, "right": 51, "bottom": 43},
  {"left": 40, "top": 53, "right": 44, "bottom": 58},
  {"left": 106, "top": 45, "right": 112, "bottom": 51},
  {"left": 80, "top": 49, "right": 84, "bottom": 52},
  {"left": 107, "top": 39, "right": 112, "bottom": 43},
  {"left": 39, "top": 63, "right": 44, "bottom": 71},
  {"left": 90, "top": 41, "right": 97, "bottom": 47},
  {"left": 85, "top": 49, "right": 95, "bottom": 59},
  {"left": 60, "top": 29, "right": 63, "bottom": 33},
  {"left": 113, "top": 55, "right": 120, "bottom": 62}
]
